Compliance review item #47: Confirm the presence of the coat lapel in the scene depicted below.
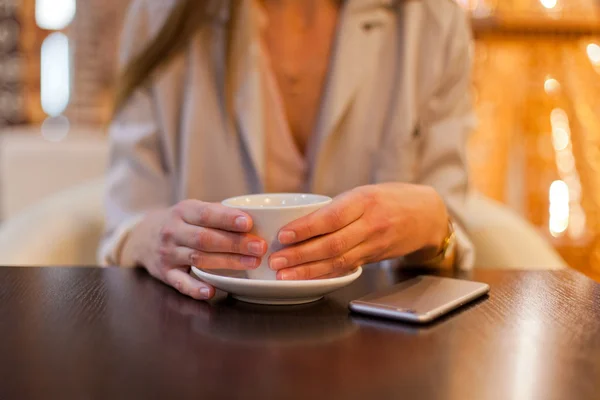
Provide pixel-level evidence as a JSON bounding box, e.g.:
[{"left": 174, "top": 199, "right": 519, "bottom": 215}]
[
  {"left": 375, "top": 0, "right": 425, "bottom": 184},
  {"left": 307, "top": 0, "right": 397, "bottom": 188},
  {"left": 396, "top": 0, "right": 424, "bottom": 131},
  {"left": 228, "top": 0, "right": 266, "bottom": 188},
  {"left": 312, "top": 0, "right": 395, "bottom": 146}
]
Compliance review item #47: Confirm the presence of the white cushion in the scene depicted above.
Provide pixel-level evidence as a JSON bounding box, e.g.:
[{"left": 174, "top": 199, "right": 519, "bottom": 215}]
[
  {"left": 465, "top": 193, "right": 567, "bottom": 270},
  {"left": 0, "top": 125, "right": 109, "bottom": 219},
  {"left": 0, "top": 179, "right": 105, "bottom": 266}
]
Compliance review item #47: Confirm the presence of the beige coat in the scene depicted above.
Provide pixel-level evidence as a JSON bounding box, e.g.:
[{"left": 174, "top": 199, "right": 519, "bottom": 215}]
[{"left": 100, "top": 0, "right": 476, "bottom": 268}]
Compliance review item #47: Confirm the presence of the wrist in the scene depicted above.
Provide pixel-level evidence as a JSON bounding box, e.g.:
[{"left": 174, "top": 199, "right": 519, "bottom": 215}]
[
  {"left": 427, "top": 214, "right": 451, "bottom": 253},
  {"left": 404, "top": 188, "right": 452, "bottom": 265},
  {"left": 121, "top": 210, "right": 165, "bottom": 268},
  {"left": 405, "top": 219, "right": 454, "bottom": 267},
  {"left": 424, "top": 189, "right": 450, "bottom": 251}
]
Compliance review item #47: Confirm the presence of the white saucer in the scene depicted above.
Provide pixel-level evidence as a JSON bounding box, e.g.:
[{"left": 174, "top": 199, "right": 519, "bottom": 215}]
[{"left": 191, "top": 267, "right": 363, "bottom": 305}]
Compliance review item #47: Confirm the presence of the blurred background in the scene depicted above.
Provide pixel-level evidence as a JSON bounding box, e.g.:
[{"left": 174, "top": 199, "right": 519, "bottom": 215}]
[{"left": 0, "top": 0, "right": 598, "bottom": 279}]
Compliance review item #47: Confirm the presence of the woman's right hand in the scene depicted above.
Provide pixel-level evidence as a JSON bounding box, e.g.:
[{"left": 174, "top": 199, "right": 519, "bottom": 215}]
[{"left": 123, "top": 200, "right": 267, "bottom": 300}]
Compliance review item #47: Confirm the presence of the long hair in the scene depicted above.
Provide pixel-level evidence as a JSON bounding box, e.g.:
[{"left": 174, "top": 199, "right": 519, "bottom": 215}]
[{"left": 113, "top": 0, "right": 232, "bottom": 115}]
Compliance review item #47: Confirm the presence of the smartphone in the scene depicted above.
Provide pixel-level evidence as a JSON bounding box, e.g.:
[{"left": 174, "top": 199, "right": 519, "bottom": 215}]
[{"left": 349, "top": 275, "right": 489, "bottom": 323}]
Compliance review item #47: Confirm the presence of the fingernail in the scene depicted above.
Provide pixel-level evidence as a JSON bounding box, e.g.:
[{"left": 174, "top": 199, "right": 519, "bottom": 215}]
[
  {"left": 278, "top": 230, "right": 296, "bottom": 244},
  {"left": 248, "top": 241, "right": 265, "bottom": 256},
  {"left": 241, "top": 256, "right": 259, "bottom": 268},
  {"left": 280, "top": 270, "right": 297, "bottom": 280},
  {"left": 235, "top": 216, "right": 249, "bottom": 230},
  {"left": 270, "top": 257, "right": 288, "bottom": 270},
  {"left": 199, "top": 288, "right": 210, "bottom": 298}
]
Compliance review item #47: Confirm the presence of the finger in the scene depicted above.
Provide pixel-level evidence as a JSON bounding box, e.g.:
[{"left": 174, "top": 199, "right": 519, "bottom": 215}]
[
  {"left": 276, "top": 245, "right": 367, "bottom": 281},
  {"left": 277, "top": 192, "right": 364, "bottom": 245},
  {"left": 165, "top": 246, "right": 261, "bottom": 270},
  {"left": 172, "top": 222, "right": 267, "bottom": 256},
  {"left": 164, "top": 267, "right": 215, "bottom": 300},
  {"left": 269, "top": 219, "right": 368, "bottom": 270},
  {"left": 174, "top": 200, "right": 253, "bottom": 233}
]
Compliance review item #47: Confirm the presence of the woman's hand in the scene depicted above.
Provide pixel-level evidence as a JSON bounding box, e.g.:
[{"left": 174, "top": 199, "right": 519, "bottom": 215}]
[
  {"left": 268, "top": 183, "right": 449, "bottom": 280},
  {"left": 123, "top": 200, "right": 267, "bottom": 300}
]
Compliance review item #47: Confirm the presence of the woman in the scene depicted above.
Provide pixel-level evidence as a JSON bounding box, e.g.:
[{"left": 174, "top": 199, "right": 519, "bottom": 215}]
[{"left": 101, "top": 0, "right": 476, "bottom": 300}]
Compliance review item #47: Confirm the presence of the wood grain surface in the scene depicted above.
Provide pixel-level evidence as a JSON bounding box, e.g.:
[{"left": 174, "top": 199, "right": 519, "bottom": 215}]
[{"left": 0, "top": 266, "right": 598, "bottom": 400}]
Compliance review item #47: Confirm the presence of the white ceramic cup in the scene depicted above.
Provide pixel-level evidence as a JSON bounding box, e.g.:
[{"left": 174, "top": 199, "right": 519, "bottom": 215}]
[{"left": 222, "top": 193, "right": 332, "bottom": 280}]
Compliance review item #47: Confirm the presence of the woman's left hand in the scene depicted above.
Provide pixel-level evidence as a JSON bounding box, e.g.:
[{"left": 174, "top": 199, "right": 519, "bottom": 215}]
[{"left": 269, "top": 183, "right": 450, "bottom": 280}]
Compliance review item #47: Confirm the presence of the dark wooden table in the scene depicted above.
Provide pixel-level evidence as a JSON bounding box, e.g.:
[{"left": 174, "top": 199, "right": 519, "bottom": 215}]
[{"left": 0, "top": 266, "right": 599, "bottom": 400}]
